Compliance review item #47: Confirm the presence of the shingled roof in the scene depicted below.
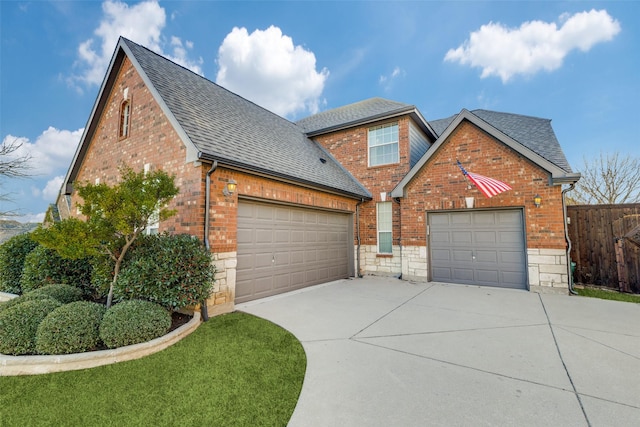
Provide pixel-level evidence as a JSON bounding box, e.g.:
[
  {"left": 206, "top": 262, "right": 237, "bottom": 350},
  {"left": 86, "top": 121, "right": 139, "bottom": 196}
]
[
  {"left": 125, "top": 39, "right": 372, "bottom": 198},
  {"left": 296, "top": 97, "right": 436, "bottom": 138},
  {"left": 429, "top": 109, "right": 573, "bottom": 173},
  {"left": 64, "top": 38, "right": 370, "bottom": 199}
]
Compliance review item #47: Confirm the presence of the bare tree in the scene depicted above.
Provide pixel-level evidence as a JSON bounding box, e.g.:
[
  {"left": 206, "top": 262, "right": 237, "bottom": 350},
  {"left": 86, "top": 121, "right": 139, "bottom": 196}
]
[
  {"left": 570, "top": 152, "right": 640, "bottom": 205},
  {"left": 1, "top": 138, "right": 33, "bottom": 216}
]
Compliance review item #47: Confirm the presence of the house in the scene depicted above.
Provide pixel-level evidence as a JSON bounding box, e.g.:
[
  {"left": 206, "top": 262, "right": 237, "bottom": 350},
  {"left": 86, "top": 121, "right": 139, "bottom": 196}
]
[{"left": 58, "top": 37, "right": 580, "bottom": 315}]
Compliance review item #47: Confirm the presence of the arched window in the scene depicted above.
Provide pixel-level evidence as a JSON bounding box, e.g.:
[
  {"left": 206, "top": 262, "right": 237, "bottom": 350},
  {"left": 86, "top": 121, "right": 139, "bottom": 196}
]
[{"left": 119, "top": 100, "right": 131, "bottom": 138}]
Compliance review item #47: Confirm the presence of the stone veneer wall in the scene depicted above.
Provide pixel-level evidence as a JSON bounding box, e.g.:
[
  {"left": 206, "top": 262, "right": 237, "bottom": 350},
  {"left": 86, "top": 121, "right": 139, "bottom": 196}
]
[
  {"left": 356, "top": 245, "right": 569, "bottom": 293},
  {"left": 357, "top": 245, "right": 402, "bottom": 277},
  {"left": 527, "top": 248, "right": 569, "bottom": 293},
  {"left": 207, "top": 251, "right": 237, "bottom": 315}
]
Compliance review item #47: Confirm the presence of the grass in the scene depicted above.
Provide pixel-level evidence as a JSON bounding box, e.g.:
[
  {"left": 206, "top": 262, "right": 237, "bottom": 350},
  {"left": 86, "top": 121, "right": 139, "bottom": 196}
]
[
  {"left": 0, "top": 312, "right": 306, "bottom": 426},
  {"left": 575, "top": 287, "right": 640, "bottom": 304}
]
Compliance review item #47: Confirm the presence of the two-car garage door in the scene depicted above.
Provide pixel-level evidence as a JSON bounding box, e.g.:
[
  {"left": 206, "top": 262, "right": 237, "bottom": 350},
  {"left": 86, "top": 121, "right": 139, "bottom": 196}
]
[
  {"left": 429, "top": 209, "right": 527, "bottom": 289},
  {"left": 236, "top": 200, "right": 353, "bottom": 303}
]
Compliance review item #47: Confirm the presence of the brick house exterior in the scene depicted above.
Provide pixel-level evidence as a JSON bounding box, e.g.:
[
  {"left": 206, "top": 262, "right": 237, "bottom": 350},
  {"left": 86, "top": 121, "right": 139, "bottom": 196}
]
[{"left": 58, "top": 38, "right": 580, "bottom": 315}]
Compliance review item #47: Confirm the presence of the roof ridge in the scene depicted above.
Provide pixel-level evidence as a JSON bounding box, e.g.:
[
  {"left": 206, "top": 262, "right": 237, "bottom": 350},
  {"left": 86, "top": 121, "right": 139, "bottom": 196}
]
[{"left": 471, "top": 108, "right": 551, "bottom": 122}]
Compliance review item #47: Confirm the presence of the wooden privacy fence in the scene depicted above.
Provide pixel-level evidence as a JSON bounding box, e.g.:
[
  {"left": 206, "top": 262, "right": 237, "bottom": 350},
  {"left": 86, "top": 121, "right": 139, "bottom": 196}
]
[{"left": 567, "top": 204, "right": 640, "bottom": 293}]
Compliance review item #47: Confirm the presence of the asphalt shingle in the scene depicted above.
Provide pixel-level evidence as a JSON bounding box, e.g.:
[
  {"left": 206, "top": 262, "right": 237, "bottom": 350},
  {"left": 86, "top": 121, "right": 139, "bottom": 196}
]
[
  {"left": 122, "top": 38, "right": 370, "bottom": 198},
  {"left": 428, "top": 110, "right": 573, "bottom": 173},
  {"left": 296, "top": 98, "right": 414, "bottom": 134}
]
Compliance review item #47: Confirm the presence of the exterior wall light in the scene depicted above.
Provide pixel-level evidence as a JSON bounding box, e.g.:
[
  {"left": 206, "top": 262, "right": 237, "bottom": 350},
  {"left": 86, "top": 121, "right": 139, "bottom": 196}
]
[
  {"left": 533, "top": 194, "right": 542, "bottom": 208},
  {"left": 223, "top": 179, "right": 237, "bottom": 196}
]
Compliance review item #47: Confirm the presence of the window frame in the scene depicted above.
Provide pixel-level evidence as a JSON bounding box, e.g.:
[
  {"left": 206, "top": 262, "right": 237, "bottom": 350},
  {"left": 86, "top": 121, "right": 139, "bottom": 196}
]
[
  {"left": 376, "top": 201, "right": 393, "bottom": 254},
  {"left": 119, "top": 99, "right": 131, "bottom": 139},
  {"left": 368, "top": 122, "right": 399, "bottom": 167}
]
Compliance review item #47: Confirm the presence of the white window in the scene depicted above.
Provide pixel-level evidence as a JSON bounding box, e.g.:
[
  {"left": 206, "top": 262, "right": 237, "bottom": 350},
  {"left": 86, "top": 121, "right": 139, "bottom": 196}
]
[
  {"left": 145, "top": 212, "right": 159, "bottom": 235},
  {"left": 120, "top": 100, "right": 131, "bottom": 138},
  {"left": 368, "top": 122, "right": 399, "bottom": 166},
  {"left": 377, "top": 202, "right": 393, "bottom": 254}
]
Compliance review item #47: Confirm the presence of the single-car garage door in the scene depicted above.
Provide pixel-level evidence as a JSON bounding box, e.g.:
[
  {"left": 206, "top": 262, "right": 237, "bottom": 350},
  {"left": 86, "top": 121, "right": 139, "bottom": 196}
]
[
  {"left": 429, "top": 209, "right": 527, "bottom": 289},
  {"left": 236, "top": 200, "right": 353, "bottom": 303}
]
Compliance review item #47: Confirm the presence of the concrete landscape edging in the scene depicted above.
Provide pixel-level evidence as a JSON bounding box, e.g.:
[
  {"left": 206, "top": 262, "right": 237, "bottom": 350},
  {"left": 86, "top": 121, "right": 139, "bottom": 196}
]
[{"left": 0, "top": 311, "right": 201, "bottom": 376}]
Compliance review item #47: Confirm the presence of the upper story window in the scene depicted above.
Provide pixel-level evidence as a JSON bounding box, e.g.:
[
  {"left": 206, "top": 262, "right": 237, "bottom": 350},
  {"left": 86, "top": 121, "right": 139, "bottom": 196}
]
[
  {"left": 368, "top": 122, "right": 399, "bottom": 167},
  {"left": 119, "top": 100, "right": 131, "bottom": 139}
]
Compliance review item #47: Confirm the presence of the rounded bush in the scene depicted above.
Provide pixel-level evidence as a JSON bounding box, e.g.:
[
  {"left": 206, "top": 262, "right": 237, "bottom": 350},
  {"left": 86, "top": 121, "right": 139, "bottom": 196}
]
[
  {"left": 36, "top": 301, "right": 106, "bottom": 355},
  {"left": 20, "top": 246, "right": 93, "bottom": 293},
  {"left": 26, "top": 284, "right": 84, "bottom": 304},
  {"left": 100, "top": 300, "right": 171, "bottom": 349},
  {"left": 0, "top": 298, "right": 62, "bottom": 355},
  {"left": 0, "top": 293, "right": 60, "bottom": 313},
  {"left": 0, "top": 233, "right": 38, "bottom": 294},
  {"left": 115, "top": 234, "right": 214, "bottom": 310}
]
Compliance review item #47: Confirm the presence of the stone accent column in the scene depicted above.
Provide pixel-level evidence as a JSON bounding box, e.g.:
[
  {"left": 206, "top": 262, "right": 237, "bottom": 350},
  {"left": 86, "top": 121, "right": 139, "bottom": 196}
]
[
  {"left": 527, "top": 248, "right": 569, "bottom": 294},
  {"left": 206, "top": 251, "right": 236, "bottom": 315}
]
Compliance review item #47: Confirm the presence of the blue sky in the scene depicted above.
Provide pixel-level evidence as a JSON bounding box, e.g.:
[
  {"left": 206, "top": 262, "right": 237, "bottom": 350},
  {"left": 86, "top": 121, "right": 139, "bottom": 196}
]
[{"left": 1, "top": 0, "right": 638, "bottom": 222}]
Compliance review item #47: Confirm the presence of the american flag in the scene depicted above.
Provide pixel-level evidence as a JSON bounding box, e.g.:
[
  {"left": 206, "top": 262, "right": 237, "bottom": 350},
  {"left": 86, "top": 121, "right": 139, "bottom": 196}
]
[{"left": 457, "top": 160, "right": 512, "bottom": 198}]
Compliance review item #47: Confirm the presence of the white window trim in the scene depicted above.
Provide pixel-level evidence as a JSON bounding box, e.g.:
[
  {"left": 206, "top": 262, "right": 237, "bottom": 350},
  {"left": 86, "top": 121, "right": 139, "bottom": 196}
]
[
  {"left": 368, "top": 122, "right": 399, "bottom": 167},
  {"left": 376, "top": 202, "right": 393, "bottom": 254}
]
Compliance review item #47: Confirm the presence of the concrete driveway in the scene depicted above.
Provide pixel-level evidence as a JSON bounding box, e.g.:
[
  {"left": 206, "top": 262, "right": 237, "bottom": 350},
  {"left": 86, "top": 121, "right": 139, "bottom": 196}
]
[{"left": 237, "top": 277, "right": 640, "bottom": 427}]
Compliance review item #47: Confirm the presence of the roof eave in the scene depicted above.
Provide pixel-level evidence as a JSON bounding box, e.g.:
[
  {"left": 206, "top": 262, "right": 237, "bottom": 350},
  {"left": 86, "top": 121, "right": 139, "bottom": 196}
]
[
  {"left": 198, "top": 152, "right": 372, "bottom": 201},
  {"left": 305, "top": 105, "right": 433, "bottom": 138}
]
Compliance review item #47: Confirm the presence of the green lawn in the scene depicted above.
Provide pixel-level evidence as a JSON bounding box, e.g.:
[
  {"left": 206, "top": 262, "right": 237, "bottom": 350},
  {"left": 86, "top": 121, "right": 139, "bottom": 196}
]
[
  {"left": 575, "top": 287, "right": 640, "bottom": 304},
  {"left": 0, "top": 312, "right": 306, "bottom": 426}
]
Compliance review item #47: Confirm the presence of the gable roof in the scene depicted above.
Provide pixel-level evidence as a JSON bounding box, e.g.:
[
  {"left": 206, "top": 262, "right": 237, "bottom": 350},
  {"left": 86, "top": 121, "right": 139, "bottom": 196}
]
[
  {"left": 63, "top": 37, "right": 371, "bottom": 200},
  {"left": 297, "top": 97, "right": 437, "bottom": 139},
  {"left": 429, "top": 109, "right": 573, "bottom": 173},
  {"left": 390, "top": 109, "right": 581, "bottom": 197}
]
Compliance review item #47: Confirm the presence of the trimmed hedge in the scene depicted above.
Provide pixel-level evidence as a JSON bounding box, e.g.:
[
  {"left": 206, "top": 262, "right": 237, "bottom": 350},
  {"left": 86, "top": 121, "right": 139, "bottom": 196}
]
[
  {"left": 0, "top": 293, "right": 59, "bottom": 313},
  {"left": 20, "top": 246, "right": 93, "bottom": 293},
  {"left": 36, "top": 301, "right": 106, "bottom": 355},
  {"left": 0, "top": 233, "right": 38, "bottom": 294},
  {"left": 115, "top": 234, "right": 214, "bottom": 310},
  {"left": 100, "top": 300, "right": 171, "bottom": 349},
  {"left": 26, "top": 284, "right": 84, "bottom": 304},
  {"left": 0, "top": 298, "right": 62, "bottom": 355}
]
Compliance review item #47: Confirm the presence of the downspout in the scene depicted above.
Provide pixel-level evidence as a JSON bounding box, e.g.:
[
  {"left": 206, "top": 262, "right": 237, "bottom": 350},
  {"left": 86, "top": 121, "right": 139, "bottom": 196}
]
[
  {"left": 562, "top": 182, "right": 578, "bottom": 295},
  {"left": 394, "top": 197, "right": 402, "bottom": 279},
  {"left": 356, "top": 198, "right": 365, "bottom": 278},
  {"left": 201, "top": 160, "right": 218, "bottom": 321}
]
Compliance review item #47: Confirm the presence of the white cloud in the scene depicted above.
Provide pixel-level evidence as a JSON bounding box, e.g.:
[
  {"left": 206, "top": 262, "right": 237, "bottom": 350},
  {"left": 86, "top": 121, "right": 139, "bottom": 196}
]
[
  {"left": 72, "top": 0, "right": 202, "bottom": 88},
  {"left": 2, "top": 127, "right": 83, "bottom": 176},
  {"left": 379, "top": 66, "right": 404, "bottom": 91},
  {"left": 444, "top": 9, "right": 621, "bottom": 82},
  {"left": 42, "top": 176, "right": 65, "bottom": 201},
  {"left": 216, "top": 26, "right": 329, "bottom": 118}
]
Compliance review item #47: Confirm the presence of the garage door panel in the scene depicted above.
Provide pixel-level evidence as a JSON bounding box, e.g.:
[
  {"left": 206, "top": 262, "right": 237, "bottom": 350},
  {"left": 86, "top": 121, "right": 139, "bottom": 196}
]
[
  {"left": 475, "top": 231, "right": 497, "bottom": 244},
  {"left": 452, "top": 231, "right": 473, "bottom": 244},
  {"left": 430, "top": 210, "right": 526, "bottom": 290},
  {"left": 474, "top": 212, "right": 497, "bottom": 225},
  {"left": 476, "top": 269, "right": 499, "bottom": 283},
  {"left": 236, "top": 201, "right": 352, "bottom": 303},
  {"left": 453, "top": 249, "right": 472, "bottom": 262},
  {"left": 475, "top": 250, "right": 498, "bottom": 263},
  {"left": 432, "top": 249, "right": 451, "bottom": 261},
  {"left": 453, "top": 268, "right": 474, "bottom": 281},
  {"left": 452, "top": 213, "right": 472, "bottom": 225}
]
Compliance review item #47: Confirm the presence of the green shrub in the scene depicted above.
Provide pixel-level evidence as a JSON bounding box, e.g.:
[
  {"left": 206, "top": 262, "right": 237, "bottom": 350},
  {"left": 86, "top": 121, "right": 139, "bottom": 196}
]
[
  {"left": 0, "top": 233, "right": 38, "bottom": 294},
  {"left": 36, "top": 301, "right": 106, "bottom": 355},
  {"left": 0, "top": 298, "right": 62, "bottom": 355},
  {"left": 115, "top": 234, "right": 214, "bottom": 310},
  {"left": 20, "top": 246, "right": 93, "bottom": 293},
  {"left": 0, "top": 294, "right": 59, "bottom": 313},
  {"left": 26, "top": 284, "right": 84, "bottom": 304},
  {"left": 100, "top": 300, "right": 171, "bottom": 349}
]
